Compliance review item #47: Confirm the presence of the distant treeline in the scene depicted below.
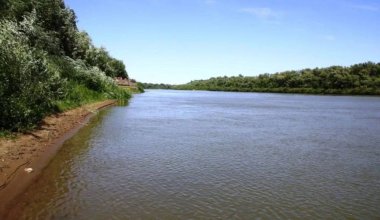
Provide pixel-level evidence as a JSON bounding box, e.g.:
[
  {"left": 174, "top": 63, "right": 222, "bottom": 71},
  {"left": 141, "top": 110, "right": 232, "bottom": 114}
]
[
  {"left": 174, "top": 62, "right": 380, "bottom": 95},
  {"left": 0, "top": 0, "right": 131, "bottom": 131},
  {"left": 142, "top": 83, "right": 174, "bottom": 89}
]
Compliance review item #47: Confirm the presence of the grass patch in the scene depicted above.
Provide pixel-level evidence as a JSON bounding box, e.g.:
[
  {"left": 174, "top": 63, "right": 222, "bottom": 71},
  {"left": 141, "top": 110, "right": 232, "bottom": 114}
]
[
  {"left": 55, "top": 82, "right": 131, "bottom": 112},
  {"left": 118, "top": 83, "right": 145, "bottom": 94},
  {"left": 0, "top": 129, "right": 17, "bottom": 139}
]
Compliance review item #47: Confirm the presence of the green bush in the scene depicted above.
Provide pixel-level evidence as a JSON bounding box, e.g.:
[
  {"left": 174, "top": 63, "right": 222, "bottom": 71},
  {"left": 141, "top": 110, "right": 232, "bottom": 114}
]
[
  {"left": 55, "top": 81, "right": 131, "bottom": 112},
  {"left": 48, "top": 56, "right": 116, "bottom": 92},
  {"left": 0, "top": 19, "right": 64, "bottom": 131},
  {"left": 0, "top": 3, "right": 133, "bottom": 132}
]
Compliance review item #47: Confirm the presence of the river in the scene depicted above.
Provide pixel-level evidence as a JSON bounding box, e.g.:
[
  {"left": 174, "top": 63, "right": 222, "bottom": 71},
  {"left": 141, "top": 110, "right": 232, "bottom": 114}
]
[{"left": 7, "top": 90, "right": 380, "bottom": 219}]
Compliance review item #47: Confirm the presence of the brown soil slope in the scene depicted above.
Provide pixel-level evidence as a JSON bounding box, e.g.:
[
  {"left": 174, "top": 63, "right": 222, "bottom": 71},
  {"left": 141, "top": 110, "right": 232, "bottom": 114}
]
[{"left": 0, "top": 100, "right": 116, "bottom": 216}]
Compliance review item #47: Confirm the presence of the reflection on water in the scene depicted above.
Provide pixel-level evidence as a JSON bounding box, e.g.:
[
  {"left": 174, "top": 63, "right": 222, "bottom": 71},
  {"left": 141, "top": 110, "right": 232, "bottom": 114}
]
[{"left": 7, "top": 90, "right": 380, "bottom": 219}]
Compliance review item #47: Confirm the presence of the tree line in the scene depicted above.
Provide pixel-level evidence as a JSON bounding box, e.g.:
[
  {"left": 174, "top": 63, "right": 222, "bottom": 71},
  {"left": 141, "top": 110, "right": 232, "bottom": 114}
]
[
  {"left": 173, "top": 62, "right": 380, "bottom": 95},
  {"left": 141, "top": 83, "right": 174, "bottom": 90},
  {"left": 0, "top": 0, "right": 131, "bottom": 131}
]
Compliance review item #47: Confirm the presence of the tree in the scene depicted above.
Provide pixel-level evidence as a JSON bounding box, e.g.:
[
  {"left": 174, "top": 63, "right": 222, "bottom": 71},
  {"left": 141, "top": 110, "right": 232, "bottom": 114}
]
[{"left": 0, "top": 18, "right": 64, "bottom": 130}]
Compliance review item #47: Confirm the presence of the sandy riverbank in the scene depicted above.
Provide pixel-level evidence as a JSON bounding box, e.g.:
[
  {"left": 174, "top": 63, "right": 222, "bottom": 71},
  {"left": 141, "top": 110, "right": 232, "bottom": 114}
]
[{"left": 0, "top": 100, "right": 117, "bottom": 217}]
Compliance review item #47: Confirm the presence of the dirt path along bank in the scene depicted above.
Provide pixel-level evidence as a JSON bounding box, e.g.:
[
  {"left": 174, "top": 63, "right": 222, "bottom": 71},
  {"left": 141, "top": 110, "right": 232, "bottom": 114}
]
[{"left": 0, "top": 100, "right": 117, "bottom": 217}]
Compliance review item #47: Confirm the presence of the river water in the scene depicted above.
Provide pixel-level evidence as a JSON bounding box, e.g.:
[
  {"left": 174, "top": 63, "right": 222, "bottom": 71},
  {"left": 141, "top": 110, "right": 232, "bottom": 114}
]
[{"left": 7, "top": 90, "right": 380, "bottom": 219}]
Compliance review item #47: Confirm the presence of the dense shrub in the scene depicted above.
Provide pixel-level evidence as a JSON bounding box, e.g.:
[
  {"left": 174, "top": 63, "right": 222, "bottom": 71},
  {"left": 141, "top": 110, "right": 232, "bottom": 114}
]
[
  {"left": 0, "top": 9, "right": 132, "bottom": 131},
  {"left": 0, "top": 0, "right": 138, "bottom": 131},
  {"left": 48, "top": 56, "right": 116, "bottom": 91},
  {"left": 141, "top": 83, "right": 173, "bottom": 89},
  {"left": 0, "top": 19, "right": 64, "bottom": 130},
  {"left": 55, "top": 80, "right": 131, "bottom": 112}
]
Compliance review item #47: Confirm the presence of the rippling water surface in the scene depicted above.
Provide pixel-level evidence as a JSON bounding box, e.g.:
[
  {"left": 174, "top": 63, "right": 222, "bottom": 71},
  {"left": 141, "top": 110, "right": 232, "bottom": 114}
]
[{"left": 7, "top": 90, "right": 380, "bottom": 219}]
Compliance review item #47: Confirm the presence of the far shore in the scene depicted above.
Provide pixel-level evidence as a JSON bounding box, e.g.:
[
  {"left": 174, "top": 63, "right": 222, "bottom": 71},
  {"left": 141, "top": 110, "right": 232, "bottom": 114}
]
[{"left": 0, "top": 100, "right": 118, "bottom": 218}]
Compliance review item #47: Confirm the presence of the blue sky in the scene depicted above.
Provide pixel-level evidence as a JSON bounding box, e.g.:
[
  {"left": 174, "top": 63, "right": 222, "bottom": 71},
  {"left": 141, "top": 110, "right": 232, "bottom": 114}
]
[{"left": 65, "top": 0, "right": 380, "bottom": 84}]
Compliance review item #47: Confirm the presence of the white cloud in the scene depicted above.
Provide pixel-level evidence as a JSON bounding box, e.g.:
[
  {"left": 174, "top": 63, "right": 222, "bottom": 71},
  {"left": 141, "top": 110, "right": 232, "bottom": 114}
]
[{"left": 240, "top": 7, "right": 280, "bottom": 20}]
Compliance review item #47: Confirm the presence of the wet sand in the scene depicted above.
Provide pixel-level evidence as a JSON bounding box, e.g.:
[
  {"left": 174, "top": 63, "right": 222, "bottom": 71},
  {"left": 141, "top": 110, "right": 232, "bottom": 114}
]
[{"left": 0, "top": 100, "right": 117, "bottom": 217}]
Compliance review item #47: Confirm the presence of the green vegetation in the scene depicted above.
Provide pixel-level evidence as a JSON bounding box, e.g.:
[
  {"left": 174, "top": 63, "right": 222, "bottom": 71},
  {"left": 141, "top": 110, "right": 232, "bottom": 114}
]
[
  {"left": 175, "top": 63, "right": 380, "bottom": 95},
  {"left": 136, "top": 82, "right": 146, "bottom": 93},
  {"left": 0, "top": 0, "right": 131, "bottom": 131},
  {"left": 118, "top": 85, "right": 144, "bottom": 94},
  {"left": 141, "top": 83, "right": 174, "bottom": 90}
]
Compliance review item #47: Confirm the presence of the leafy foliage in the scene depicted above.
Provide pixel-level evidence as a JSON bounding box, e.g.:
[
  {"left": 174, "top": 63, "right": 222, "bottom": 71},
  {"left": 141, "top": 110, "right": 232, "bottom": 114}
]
[
  {"left": 0, "top": 18, "right": 64, "bottom": 130},
  {"left": 0, "top": 0, "right": 131, "bottom": 131},
  {"left": 141, "top": 83, "right": 174, "bottom": 90},
  {"left": 85, "top": 47, "right": 128, "bottom": 78},
  {"left": 175, "top": 63, "right": 380, "bottom": 95}
]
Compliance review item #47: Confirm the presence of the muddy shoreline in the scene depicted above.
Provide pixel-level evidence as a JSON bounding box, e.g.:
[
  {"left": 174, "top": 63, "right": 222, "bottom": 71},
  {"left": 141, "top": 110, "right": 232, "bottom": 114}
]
[{"left": 0, "top": 100, "right": 117, "bottom": 217}]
